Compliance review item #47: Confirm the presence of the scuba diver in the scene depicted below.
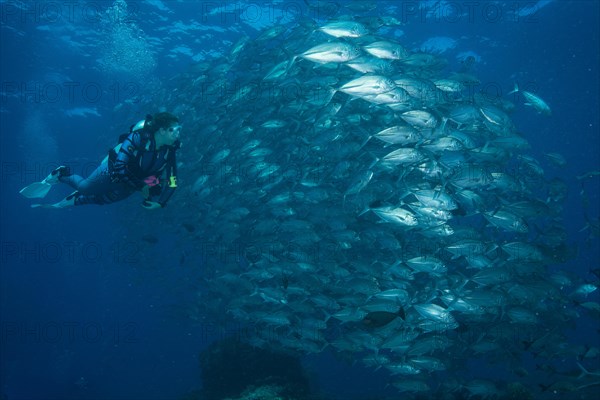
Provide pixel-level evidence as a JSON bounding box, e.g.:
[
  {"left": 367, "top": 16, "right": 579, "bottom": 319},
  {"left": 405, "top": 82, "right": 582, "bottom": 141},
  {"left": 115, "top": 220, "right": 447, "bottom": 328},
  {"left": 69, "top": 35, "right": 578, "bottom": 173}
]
[{"left": 20, "top": 112, "right": 181, "bottom": 210}]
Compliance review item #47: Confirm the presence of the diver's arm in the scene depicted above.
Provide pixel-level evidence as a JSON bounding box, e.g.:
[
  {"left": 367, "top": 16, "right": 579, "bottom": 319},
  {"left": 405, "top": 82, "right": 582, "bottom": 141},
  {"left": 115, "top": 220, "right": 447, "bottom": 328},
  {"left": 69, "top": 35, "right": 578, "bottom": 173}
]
[
  {"left": 110, "top": 132, "right": 145, "bottom": 189},
  {"left": 156, "top": 184, "right": 176, "bottom": 207},
  {"left": 155, "top": 148, "right": 178, "bottom": 207},
  {"left": 141, "top": 182, "right": 175, "bottom": 209}
]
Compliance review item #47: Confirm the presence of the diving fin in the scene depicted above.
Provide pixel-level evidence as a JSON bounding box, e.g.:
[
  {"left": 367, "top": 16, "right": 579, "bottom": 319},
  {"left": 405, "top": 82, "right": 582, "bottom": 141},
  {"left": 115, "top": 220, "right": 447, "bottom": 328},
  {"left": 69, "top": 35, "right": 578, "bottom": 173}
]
[
  {"left": 19, "top": 181, "right": 53, "bottom": 199},
  {"left": 31, "top": 202, "right": 58, "bottom": 209},
  {"left": 19, "top": 166, "right": 68, "bottom": 199},
  {"left": 31, "top": 191, "right": 79, "bottom": 209}
]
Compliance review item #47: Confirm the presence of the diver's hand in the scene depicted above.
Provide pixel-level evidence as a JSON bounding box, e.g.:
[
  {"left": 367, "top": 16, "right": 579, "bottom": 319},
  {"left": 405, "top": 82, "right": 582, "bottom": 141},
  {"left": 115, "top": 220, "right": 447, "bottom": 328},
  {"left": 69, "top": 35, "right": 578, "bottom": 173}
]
[
  {"left": 141, "top": 185, "right": 150, "bottom": 198},
  {"left": 141, "top": 200, "right": 162, "bottom": 210}
]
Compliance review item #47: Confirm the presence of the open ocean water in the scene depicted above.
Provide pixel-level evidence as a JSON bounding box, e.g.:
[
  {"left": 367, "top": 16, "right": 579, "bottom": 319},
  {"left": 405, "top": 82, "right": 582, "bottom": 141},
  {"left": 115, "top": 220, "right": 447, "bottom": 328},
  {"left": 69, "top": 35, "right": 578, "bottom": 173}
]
[{"left": 1, "top": 1, "right": 599, "bottom": 399}]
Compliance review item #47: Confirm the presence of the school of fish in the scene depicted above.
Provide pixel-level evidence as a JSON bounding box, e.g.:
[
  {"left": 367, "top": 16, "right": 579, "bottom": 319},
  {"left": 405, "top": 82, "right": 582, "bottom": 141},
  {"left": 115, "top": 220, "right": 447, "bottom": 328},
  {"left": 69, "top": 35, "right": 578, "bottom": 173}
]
[{"left": 129, "top": 15, "right": 599, "bottom": 399}]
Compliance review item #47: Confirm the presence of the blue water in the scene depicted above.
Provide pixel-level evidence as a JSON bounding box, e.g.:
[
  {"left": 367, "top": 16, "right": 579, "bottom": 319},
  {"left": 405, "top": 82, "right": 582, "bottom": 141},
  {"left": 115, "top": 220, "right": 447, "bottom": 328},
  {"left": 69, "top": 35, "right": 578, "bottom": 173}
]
[{"left": 1, "top": 1, "right": 599, "bottom": 399}]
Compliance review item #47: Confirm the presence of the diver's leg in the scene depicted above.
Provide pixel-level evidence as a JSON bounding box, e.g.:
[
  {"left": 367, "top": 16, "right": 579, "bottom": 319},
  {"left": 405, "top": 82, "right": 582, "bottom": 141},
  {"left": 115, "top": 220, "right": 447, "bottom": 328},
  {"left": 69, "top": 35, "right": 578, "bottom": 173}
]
[
  {"left": 54, "top": 160, "right": 139, "bottom": 206},
  {"left": 59, "top": 162, "right": 112, "bottom": 195},
  {"left": 35, "top": 181, "right": 136, "bottom": 208},
  {"left": 58, "top": 174, "right": 86, "bottom": 189},
  {"left": 75, "top": 184, "right": 137, "bottom": 206}
]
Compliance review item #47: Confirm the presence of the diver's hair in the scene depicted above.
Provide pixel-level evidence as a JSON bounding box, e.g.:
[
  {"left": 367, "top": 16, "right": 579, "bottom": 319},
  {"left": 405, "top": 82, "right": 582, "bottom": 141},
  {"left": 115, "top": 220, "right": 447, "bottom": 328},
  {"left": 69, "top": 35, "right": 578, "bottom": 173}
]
[{"left": 145, "top": 112, "right": 179, "bottom": 133}]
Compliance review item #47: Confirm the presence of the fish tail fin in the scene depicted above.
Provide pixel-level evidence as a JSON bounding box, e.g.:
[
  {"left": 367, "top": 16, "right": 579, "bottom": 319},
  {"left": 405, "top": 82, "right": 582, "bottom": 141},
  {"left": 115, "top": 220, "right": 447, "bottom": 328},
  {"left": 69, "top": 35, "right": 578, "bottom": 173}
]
[
  {"left": 358, "top": 131, "right": 372, "bottom": 150},
  {"left": 397, "top": 306, "right": 406, "bottom": 321},
  {"left": 437, "top": 116, "right": 449, "bottom": 133},
  {"left": 455, "top": 271, "right": 471, "bottom": 291},
  {"left": 396, "top": 181, "right": 412, "bottom": 200},
  {"left": 358, "top": 206, "right": 371, "bottom": 217},
  {"left": 507, "top": 83, "right": 519, "bottom": 95},
  {"left": 342, "top": 194, "right": 349, "bottom": 213},
  {"left": 576, "top": 381, "right": 600, "bottom": 391},
  {"left": 321, "top": 87, "right": 337, "bottom": 107},
  {"left": 439, "top": 175, "right": 449, "bottom": 197},
  {"left": 484, "top": 243, "right": 500, "bottom": 257},
  {"left": 367, "top": 154, "right": 380, "bottom": 170},
  {"left": 444, "top": 293, "right": 461, "bottom": 310},
  {"left": 287, "top": 55, "right": 298, "bottom": 72},
  {"left": 576, "top": 361, "right": 594, "bottom": 379},
  {"left": 579, "top": 221, "right": 591, "bottom": 232}
]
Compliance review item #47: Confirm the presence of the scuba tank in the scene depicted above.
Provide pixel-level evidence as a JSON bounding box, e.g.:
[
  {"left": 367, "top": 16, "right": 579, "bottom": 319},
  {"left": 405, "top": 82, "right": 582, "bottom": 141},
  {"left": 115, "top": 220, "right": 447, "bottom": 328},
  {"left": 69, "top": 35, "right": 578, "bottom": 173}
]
[{"left": 104, "top": 118, "right": 148, "bottom": 166}]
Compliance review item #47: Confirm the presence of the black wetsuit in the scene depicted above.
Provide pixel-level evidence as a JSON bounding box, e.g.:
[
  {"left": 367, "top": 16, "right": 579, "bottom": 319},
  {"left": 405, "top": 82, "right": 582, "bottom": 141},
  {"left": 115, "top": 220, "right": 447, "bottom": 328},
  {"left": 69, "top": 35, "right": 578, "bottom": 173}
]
[{"left": 59, "top": 127, "right": 178, "bottom": 207}]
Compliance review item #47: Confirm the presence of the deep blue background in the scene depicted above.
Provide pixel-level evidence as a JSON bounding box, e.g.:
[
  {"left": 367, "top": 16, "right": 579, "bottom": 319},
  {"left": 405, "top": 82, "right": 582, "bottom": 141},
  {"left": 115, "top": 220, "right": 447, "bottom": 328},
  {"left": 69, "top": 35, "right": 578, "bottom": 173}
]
[{"left": 1, "top": 1, "right": 598, "bottom": 399}]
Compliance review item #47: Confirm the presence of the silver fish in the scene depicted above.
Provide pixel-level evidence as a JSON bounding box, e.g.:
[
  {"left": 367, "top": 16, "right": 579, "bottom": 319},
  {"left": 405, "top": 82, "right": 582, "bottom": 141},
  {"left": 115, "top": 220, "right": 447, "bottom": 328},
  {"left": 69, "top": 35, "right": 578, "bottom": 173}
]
[
  {"left": 318, "top": 21, "right": 368, "bottom": 38},
  {"left": 300, "top": 42, "right": 361, "bottom": 64},
  {"left": 372, "top": 206, "right": 418, "bottom": 226},
  {"left": 363, "top": 41, "right": 409, "bottom": 60},
  {"left": 509, "top": 83, "right": 551, "bottom": 115},
  {"left": 339, "top": 75, "right": 397, "bottom": 96}
]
